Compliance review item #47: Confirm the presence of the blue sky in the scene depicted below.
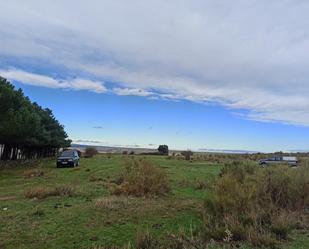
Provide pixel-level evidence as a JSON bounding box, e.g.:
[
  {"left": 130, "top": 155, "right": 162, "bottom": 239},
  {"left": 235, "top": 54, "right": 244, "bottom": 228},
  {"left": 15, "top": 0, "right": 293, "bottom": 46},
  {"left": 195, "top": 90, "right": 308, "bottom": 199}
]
[
  {"left": 1, "top": 1, "right": 309, "bottom": 152},
  {"left": 10, "top": 81, "right": 309, "bottom": 152}
]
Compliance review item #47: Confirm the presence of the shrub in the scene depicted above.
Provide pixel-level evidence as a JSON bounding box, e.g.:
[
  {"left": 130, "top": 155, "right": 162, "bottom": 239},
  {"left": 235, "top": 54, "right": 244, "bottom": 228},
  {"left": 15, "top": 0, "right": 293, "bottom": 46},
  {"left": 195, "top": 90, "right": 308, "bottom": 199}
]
[
  {"left": 24, "top": 187, "right": 51, "bottom": 199},
  {"left": 194, "top": 179, "right": 208, "bottom": 190},
  {"left": 219, "top": 160, "right": 257, "bottom": 182},
  {"left": 54, "top": 185, "right": 74, "bottom": 196},
  {"left": 109, "top": 158, "right": 170, "bottom": 197},
  {"left": 201, "top": 161, "right": 309, "bottom": 247},
  {"left": 270, "top": 211, "right": 295, "bottom": 240},
  {"left": 32, "top": 208, "right": 45, "bottom": 217},
  {"left": 135, "top": 230, "right": 161, "bottom": 249},
  {"left": 24, "top": 185, "right": 74, "bottom": 199},
  {"left": 84, "top": 147, "right": 98, "bottom": 158},
  {"left": 181, "top": 150, "right": 193, "bottom": 160},
  {"left": 135, "top": 229, "right": 204, "bottom": 249}
]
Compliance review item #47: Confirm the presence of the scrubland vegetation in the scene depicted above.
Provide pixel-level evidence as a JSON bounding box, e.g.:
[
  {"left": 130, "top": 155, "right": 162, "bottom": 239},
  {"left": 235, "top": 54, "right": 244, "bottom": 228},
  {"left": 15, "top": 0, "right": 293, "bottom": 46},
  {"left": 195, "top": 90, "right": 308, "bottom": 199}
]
[
  {"left": 24, "top": 185, "right": 75, "bottom": 199},
  {"left": 108, "top": 157, "right": 170, "bottom": 197},
  {"left": 202, "top": 161, "right": 309, "bottom": 247},
  {"left": 85, "top": 147, "right": 99, "bottom": 158},
  {"left": 0, "top": 155, "right": 308, "bottom": 249}
]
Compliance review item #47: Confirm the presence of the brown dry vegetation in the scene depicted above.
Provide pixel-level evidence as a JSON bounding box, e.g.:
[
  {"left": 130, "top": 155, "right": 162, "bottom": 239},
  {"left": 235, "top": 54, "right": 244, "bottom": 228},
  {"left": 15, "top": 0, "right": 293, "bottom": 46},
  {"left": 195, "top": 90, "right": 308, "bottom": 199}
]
[
  {"left": 201, "top": 161, "right": 309, "bottom": 247},
  {"left": 24, "top": 185, "right": 74, "bottom": 199},
  {"left": 109, "top": 157, "right": 170, "bottom": 197},
  {"left": 94, "top": 196, "right": 130, "bottom": 211},
  {"left": 84, "top": 147, "right": 99, "bottom": 158},
  {"left": 23, "top": 168, "right": 45, "bottom": 178},
  {"left": 93, "top": 160, "right": 309, "bottom": 248}
]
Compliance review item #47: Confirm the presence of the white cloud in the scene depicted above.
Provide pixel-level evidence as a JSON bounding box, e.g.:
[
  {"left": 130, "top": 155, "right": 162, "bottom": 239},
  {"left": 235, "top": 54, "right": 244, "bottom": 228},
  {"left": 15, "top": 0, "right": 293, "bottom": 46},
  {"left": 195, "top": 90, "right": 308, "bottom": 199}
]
[
  {"left": 113, "top": 87, "right": 154, "bottom": 97},
  {"left": 1, "top": 1, "right": 309, "bottom": 125},
  {"left": 0, "top": 69, "right": 106, "bottom": 93}
]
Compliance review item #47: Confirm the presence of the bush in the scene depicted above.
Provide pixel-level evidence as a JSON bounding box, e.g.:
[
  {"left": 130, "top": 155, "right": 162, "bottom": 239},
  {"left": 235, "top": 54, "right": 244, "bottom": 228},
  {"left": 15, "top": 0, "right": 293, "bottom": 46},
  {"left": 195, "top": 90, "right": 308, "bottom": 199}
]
[
  {"left": 109, "top": 158, "right": 170, "bottom": 197},
  {"left": 84, "top": 147, "right": 98, "bottom": 158},
  {"left": 194, "top": 179, "right": 208, "bottom": 190},
  {"left": 181, "top": 150, "right": 193, "bottom": 161},
  {"left": 201, "top": 161, "right": 309, "bottom": 247},
  {"left": 135, "top": 230, "right": 161, "bottom": 249},
  {"left": 24, "top": 185, "right": 74, "bottom": 199},
  {"left": 219, "top": 160, "right": 257, "bottom": 182}
]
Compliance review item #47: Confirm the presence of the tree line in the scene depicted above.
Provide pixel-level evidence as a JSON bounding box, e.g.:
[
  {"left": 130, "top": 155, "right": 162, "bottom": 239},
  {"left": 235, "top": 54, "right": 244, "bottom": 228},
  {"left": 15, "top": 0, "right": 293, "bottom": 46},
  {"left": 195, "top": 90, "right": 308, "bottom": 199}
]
[{"left": 0, "top": 76, "right": 71, "bottom": 160}]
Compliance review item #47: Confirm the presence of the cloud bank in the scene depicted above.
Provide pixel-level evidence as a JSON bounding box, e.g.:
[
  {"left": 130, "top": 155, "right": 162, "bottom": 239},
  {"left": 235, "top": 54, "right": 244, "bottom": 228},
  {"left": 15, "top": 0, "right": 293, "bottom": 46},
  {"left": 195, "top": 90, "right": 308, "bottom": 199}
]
[
  {"left": 0, "top": 69, "right": 106, "bottom": 93},
  {"left": 1, "top": 0, "right": 309, "bottom": 125}
]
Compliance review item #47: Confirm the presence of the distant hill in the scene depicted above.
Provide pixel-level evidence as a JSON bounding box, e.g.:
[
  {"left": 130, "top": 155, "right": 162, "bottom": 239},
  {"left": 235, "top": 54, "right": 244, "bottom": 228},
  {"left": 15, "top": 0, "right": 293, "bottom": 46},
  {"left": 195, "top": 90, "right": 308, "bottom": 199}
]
[
  {"left": 71, "top": 143, "right": 262, "bottom": 155},
  {"left": 71, "top": 144, "right": 158, "bottom": 154},
  {"left": 197, "top": 148, "right": 261, "bottom": 154}
]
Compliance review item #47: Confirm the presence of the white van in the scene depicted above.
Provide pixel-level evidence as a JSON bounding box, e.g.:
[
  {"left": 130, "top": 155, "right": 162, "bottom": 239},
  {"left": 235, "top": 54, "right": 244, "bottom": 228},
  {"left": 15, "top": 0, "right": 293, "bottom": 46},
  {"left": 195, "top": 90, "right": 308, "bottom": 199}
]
[{"left": 259, "top": 156, "right": 298, "bottom": 167}]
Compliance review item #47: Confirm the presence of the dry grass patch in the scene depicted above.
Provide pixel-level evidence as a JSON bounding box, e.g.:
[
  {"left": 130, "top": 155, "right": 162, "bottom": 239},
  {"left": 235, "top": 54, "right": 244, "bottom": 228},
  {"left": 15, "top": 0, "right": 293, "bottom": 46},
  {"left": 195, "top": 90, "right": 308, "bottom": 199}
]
[
  {"left": 23, "top": 169, "right": 44, "bottom": 178},
  {"left": 94, "top": 196, "right": 129, "bottom": 210},
  {"left": 24, "top": 185, "right": 74, "bottom": 199},
  {"left": 90, "top": 244, "right": 133, "bottom": 249},
  {"left": 109, "top": 157, "right": 170, "bottom": 197},
  {"left": 194, "top": 179, "right": 208, "bottom": 190},
  {"left": 89, "top": 175, "right": 104, "bottom": 182}
]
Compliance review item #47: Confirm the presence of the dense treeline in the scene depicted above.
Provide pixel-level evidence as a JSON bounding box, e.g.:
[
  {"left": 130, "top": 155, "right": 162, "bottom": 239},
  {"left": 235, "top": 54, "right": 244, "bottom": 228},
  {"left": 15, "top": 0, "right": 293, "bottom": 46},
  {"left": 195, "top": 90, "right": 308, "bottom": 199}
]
[{"left": 0, "top": 76, "right": 71, "bottom": 160}]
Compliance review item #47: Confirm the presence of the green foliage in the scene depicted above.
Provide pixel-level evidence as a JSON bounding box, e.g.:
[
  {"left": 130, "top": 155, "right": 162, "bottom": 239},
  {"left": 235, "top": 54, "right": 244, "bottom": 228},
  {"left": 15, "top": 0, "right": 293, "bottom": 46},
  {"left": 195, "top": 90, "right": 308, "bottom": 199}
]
[
  {"left": 181, "top": 150, "right": 193, "bottom": 160},
  {"left": 201, "top": 161, "right": 309, "bottom": 247},
  {"left": 109, "top": 157, "right": 170, "bottom": 197},
  {"left": 84, "top": 147, "right": 99, "bottom": 158},
  {"left": 0, "top": 155, "right": 308, "bottom": 249},
  {"left": 0, "top": 77, "right": 70, "bottom": 160}
]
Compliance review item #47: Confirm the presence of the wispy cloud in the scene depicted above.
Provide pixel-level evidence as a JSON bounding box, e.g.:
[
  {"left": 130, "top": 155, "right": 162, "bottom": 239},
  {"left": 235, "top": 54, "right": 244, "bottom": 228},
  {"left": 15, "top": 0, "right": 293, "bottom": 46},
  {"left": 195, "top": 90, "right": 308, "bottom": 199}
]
[
  {"left": 73, "top": 139, "right": 103, "bottom": 144},
  {"left": 0, "top": 69, "right": 106, "bottom": 93},
  {"left": 1, "top": 1, "right": 309, "bottom": 125},
  {"left": 113, "top": 87, "right": 154, "bottom": 97},
  {"left": 93, "top": 126, "right": 104, "bottom": 129}
]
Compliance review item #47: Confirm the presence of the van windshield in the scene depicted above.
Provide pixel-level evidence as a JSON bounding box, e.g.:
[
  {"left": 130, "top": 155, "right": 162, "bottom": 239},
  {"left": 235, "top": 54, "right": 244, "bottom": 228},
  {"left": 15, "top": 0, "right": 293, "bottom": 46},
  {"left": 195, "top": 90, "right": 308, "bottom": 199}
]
[{"left": 60, "top": 151, "right": 74, "bottom": 157}]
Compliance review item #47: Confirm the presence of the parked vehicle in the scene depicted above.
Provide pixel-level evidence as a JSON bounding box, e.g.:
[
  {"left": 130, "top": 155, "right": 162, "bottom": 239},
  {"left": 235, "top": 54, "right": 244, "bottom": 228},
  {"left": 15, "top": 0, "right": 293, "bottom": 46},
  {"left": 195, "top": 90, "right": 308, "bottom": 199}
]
[
  {"left": 57, "top": 150, "right": 80, "bottom": 167},
  {"left": 259, "top": 156, "right": 298, "bottom": 167}
]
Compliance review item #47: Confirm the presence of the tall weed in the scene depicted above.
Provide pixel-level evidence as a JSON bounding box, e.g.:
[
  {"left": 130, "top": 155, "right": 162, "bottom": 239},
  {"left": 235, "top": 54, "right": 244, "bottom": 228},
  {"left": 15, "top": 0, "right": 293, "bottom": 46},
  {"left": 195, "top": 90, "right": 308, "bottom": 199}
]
[
  {"left": 201, "top": 161, "right": 309, "bottom": 247},
  {"left": 109, "top": 157, "right": 170, "bottom": 197}
]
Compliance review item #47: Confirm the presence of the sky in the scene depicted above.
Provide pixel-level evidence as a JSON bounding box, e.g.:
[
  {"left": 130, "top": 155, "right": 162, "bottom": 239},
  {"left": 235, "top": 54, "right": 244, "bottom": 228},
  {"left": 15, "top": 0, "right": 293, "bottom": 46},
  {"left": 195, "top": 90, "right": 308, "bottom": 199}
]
[{"left": 1, "top": 0, "right": 309, "bottom": 152}]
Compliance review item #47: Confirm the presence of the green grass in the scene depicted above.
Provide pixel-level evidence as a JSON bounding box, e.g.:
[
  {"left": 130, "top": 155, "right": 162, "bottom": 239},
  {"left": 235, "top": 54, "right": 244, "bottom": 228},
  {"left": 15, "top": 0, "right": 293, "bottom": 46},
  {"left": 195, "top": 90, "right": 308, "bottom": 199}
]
[{"left": 0, "top": 155, "right": 308, "bottom": 249}]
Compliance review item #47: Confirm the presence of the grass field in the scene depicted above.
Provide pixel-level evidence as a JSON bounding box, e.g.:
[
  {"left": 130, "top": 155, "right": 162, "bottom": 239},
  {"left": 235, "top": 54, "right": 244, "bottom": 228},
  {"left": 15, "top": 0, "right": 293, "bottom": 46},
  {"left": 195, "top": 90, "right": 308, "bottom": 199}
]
[{"left": 0, "top": 155, "right": 308, "bottom": 249}]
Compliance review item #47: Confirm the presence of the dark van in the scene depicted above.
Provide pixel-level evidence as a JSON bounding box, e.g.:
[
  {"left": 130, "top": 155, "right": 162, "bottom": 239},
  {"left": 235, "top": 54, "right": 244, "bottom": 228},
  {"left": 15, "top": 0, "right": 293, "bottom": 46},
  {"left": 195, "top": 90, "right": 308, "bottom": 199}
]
[{"left": 57, "top": 150, "right": 80, "bottom": 167}]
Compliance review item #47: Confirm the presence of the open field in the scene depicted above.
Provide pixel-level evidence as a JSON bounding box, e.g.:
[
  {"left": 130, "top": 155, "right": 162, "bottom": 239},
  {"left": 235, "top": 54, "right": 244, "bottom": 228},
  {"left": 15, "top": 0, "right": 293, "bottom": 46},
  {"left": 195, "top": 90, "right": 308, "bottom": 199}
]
[{"left": 0, "top": 155, "right": 308, "bottom": 249}]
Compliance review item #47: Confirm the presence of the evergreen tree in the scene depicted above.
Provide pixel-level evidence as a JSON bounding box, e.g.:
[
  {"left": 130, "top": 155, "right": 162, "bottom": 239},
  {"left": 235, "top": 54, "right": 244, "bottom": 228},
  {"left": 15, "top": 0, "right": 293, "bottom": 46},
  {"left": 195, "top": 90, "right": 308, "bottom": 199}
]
[{"left": 0, "top": 77, "right": 71, "bottom": 160}]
